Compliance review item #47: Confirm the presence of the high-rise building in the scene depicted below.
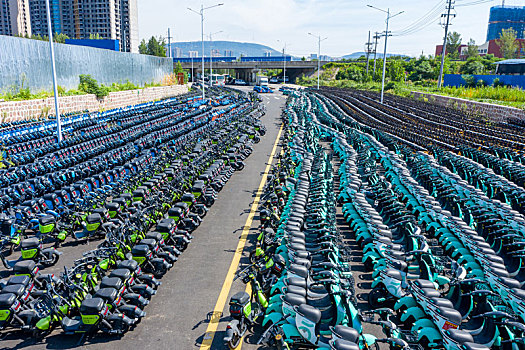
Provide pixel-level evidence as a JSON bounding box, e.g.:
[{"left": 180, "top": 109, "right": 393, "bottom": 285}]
[
  {"left": 173, "top": 46, "right": 182, "bottom": 58},
  {"left": 0, "top": 0, "right": 31, "bottom": 36},
  {"left": 487, "top": 5, "right": 525, "bottom": 41},
  {"left": 28, "top": 0, "right": 60, "bottom": 36},
  {"left": 4, "top": 0, "right": 139, "bottom": 52},
  {"left": 188, "top": 50, "right": 198, "bottom": 58}
]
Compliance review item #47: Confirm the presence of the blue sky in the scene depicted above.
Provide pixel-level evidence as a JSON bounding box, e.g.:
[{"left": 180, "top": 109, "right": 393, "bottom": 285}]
[{"left": 137, "top": 0, "right": 523, "bottom": 57}]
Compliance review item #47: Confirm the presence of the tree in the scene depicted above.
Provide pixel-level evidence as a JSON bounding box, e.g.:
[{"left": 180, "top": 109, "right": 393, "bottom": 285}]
[
  {"left": 139, "top": 39, "right": 148, "bottom": 54},
  {"left": 174, "top": 62, "right": 183, "bottom": 74},
  {"left": 336, "top": 65, "right": 364, "bottom": 82},
  {"left": 388, "top": 59, "right": 405, "bottom": 82},
  {"left": 446, "top": 31, "right": 462, "bottom": 59},
  {"left": 144, "top": 36, "right": 166, "bottom": 57},
  {"left": 54, "top": 33, "right": 69, "bottom": 44},
  {"left": 460, "top": 57, "right": 484, "bottom": 74},
  {"left": 496, "top": 28, "right": 519, "bottom": 59},
  {"left": 467, "top": 38, "right": 478, "bottom": 58}
]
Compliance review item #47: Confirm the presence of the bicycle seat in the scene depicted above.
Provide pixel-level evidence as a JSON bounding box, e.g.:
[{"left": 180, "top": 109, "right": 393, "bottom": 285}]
[
  {"left": 413, "top": 279, "right": 436, "bottom": 289},
  {"left": 38, "top": 215, "right": 55, "bottom": 226},
  {"left": 332, "top": 325, "right": 359, "bottom": 343},
  {"left": 282, "top": 292, "right": 306, "bottom": 308},
  {"left": 6, "top": 275, "right": 30, "bottom": 287},
  {"left": 80, "top": 297, "right": 105, "bottom": 315},
  {"left": 94, "top": 287, "right": 119, "bottom": 303},
  {"left": 21, "top": 237, "right": 40, "bottom": 249},
  {"left": 0, "top": 293, "right": 16, "bottom": 308},
  {"left": 385, "top": 268, "right": 404, "bottom": 281},
  {"left": 100, "top": 277, "right": 124, "bottom": 290},
  {"left": 499, "top": 276, "right": 520, "bottom": 288},
  {"left": 109, "top": 268, "right": 132, "bottom": 281},
  {"left": 13, "top": 260, "right": 37, "bottom": 276},
  {"left": 296, "top": 303, "right": 322, "bottom": 324},
  {"left": 117, "top": 260, "right": 139, "bottom": 272},
  {"left": 86, "top": 213, "right": 102, "bottom": 224},
  {"left": 1, "top": 284, "right": 25, "bottom": 297},
  {"left": 428, "top": 297, "right": 453, "bottom": 309},
  {"left": 443, "top": 328, "right": 474, "bottom": 343},
  {"left": 330, "top": 339, "right": 360, "bottom": 350}
]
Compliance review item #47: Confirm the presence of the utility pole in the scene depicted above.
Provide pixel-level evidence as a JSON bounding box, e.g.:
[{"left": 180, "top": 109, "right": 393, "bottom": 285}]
[
  {"left": 188, "top": 3, "right": 224, "bottom": 100},
  {"left": 167, "top": 28, "right": 172, "bottom": 58},
  {"left": 308, "top": 33, "right": 327, "bottom": 90},
  {"left": 209, "top": 31, "right": 223, "bottom": 87},
  {"left": 373, "top": 31, "right": 380, "bottom": 75},
  {"left": 45, "top": 0, "right": 61, "bottom": 144},
  {"left": 367, "top": 5, "right": 404, "bottom": 104},
  {"left": 278, "top": 40, "right": 287, "bottom": 84},
  {"left": 438, "top": 0, "right": 455, "bottom": 89},
  {"left": 365, "top": 31, "right": 373, "bottom": 75}
]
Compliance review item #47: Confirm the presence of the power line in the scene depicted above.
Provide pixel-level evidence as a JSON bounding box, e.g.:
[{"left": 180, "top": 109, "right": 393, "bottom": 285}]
[
  {"left": 393, "top": 0, "right": 446, "bottom": 36},
  {"left": 456, "top": 0, "right": 494, "bottom": 7},
  {"left": 438, "top": 0, "right": 455, "bottom": 88}
]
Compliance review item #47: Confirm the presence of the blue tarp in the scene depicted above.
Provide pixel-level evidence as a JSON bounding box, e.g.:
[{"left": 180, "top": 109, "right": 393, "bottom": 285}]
[
  {"left": 65, "top": 39, "right": 120, "bottom": 51},
  {"left": 444, "top": 74, "right": 525, "bottom": 89}
]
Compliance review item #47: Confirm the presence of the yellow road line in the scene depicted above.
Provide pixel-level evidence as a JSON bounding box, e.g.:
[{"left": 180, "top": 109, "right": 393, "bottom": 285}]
[{"left": 199, "top": 124, "right": 284, "bottom": 350}]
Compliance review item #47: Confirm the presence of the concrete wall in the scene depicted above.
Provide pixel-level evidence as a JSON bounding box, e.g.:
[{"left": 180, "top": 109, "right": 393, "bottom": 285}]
[
  {"left": 0, "top": 35, "right": 172, "bottom": 93},
  {"left": 0, "top": 84, "right": 190, "bottom": 122},
  {"left": 412, "top": 91, "right": 525, "bottom": 123}
]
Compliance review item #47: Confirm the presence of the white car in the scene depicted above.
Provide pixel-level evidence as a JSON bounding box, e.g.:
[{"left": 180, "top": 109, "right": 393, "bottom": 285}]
[
  {"left": 234, "top": 79, "right": 247, "bottom": 86},
  {"left": 269, "top": 77, "right": 278, "bottom": 83}
]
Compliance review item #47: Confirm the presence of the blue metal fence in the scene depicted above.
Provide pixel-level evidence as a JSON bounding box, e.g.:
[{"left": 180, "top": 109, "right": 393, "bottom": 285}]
[
  {"left": 0, "top": 35, "right": 173, "bottom": 93},
  {"left": 444, "top": 74, "right": 525, "bottom": 89}
]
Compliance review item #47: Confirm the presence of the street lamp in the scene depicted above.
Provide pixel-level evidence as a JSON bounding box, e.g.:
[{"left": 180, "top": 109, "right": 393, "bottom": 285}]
[
  {"left": 277, "top": 40, "right": 288, "bottom": 85},
  {"left": 188, "top": 3, "right": 224, "bottom": 100},
  {"left": 308, "top": 33, "right": 327, "bottom": 90},
  {"left": 45, "top": 0, "right": 61, "bottom": 144},
  {"left": 208, "top": 30, "right": 223, "bottom": 87},
  {"left": 367, "top": 5, "right": 403, "bottom": 104}
]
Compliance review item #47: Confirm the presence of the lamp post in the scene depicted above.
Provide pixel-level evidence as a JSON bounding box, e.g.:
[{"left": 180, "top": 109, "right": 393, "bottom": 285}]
[
  {"left": 208, "top": 30, "right": 223, "bottom": 87},
  {"left": 45, "top": 0, "right": 61, "bottom": 144},
  {"left": 188, "top": 3, "right": 224, "bottom": 100},
  {"left": 277, "top": 40, "right": 288, "bottom": 84},
  {"left": 308, "top": 33, "right": 327, "bottom": 90},
  {"left": 367, "top": 5, "right": 403, "bottom": 104}
]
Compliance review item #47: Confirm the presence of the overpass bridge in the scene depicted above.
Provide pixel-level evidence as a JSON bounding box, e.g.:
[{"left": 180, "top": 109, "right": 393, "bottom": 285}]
[{"left": 175, "top": 60, "right": 330, "bottom": 83}]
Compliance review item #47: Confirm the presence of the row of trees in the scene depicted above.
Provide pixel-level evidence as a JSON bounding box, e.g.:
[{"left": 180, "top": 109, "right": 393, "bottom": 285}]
[
  {"left": 139, "top": 36, "right": 167, "bottom": 57},
  {"left": 332, "top": 52, "right": 502, "bottom": 84},
  {"left": 16, "top": 32, "right": 105, "bottom": 43},
  {"left": 445, "top": 28, "right": 523, "bottom": 60}
]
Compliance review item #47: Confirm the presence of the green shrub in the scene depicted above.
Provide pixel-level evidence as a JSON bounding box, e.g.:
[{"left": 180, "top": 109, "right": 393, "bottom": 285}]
[
  {"left": 462, "top": 75, "right": 476, "bottom": 88},
  {"left": 78, "top": 74, "right": 109, "bottom": 98},
  {"left": 476, "top": 79, "right": 486, "bottom": 87},
  {"left": 385, "top": 82, "right": 396, "bottom": 91},
  {"left": 493, "top": 78, "right": 504, "bottom": 88}
]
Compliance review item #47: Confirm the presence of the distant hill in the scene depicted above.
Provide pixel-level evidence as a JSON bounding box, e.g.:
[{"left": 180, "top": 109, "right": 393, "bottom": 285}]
[
  {"left": 169, "top": 41, "right": 282, "bottom": 58},
  {"left": 342, "top": 52, "right": 408, "bottom": 59}
]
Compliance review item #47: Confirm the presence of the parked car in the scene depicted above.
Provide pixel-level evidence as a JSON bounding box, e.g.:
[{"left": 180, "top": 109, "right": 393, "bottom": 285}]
[
  {"left": 234, "top": 79, "right": 247, "bottom": 86},
  {"left": 269, "top": 77, "right": 278, "bottom": 83}
]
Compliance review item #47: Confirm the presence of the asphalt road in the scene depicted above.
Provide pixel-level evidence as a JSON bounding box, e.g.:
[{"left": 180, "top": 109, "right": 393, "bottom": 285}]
[{"left": 0, "top": 88, "right": 286, "bottom": 350}]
